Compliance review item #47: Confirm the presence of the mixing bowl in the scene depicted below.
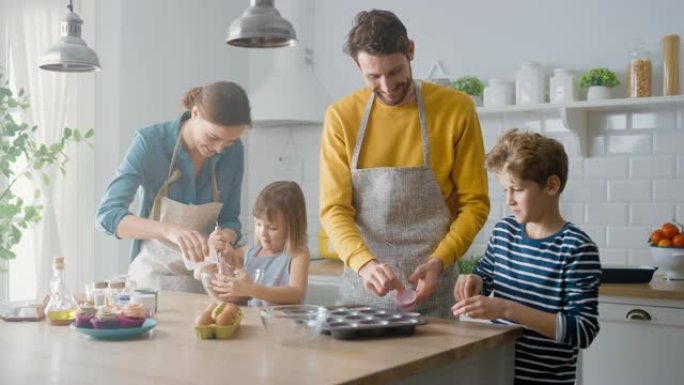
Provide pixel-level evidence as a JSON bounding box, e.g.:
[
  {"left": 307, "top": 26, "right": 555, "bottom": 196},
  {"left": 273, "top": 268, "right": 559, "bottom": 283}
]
[{"left": 260, "top": 305, "right": 327, "bottom": 343}]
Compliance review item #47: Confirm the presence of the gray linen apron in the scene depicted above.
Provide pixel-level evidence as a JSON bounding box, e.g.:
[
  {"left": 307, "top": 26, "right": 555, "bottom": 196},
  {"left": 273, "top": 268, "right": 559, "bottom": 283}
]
[
  {"left": 338, "top": 81, "right": 457, "bottom": 318},
  {"left": 128, "top": 130, "right": 223, "bottom": 293}
]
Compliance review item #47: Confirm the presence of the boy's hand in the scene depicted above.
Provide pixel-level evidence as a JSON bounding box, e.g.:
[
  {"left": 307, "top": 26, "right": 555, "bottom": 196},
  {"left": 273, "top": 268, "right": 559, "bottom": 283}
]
[
  {"left": 359, "top": 260, "right": 405, "bottom": 297},
  {"left": 451, "top": 295, "right": 510, "bottom": 320},
  {"left": 453, "top": 274, "right": 483, "bottom": 302},
  {"left": 407, "top": 258, "right": 443, "bottom": 304}
]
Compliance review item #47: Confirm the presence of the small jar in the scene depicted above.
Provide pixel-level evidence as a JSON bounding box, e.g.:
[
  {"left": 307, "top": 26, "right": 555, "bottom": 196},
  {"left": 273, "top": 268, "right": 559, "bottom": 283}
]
[
  {"left": 483, "top": 78, "right": 514, "bottom": 107},
  {"left": 93, "top": 281, "right": 108, "bottom": 307},
  {"left": 549, "top": 68, "right": 576, "bottom": 103},
  {"left": 515, "top": 61, "right": 545, "bottom": 105},
  {"left": 628, "top": 45, "right": 652, "bottom": 97},
  {"left": 107, "top": 280, "right": 126, "bottom": 307}
]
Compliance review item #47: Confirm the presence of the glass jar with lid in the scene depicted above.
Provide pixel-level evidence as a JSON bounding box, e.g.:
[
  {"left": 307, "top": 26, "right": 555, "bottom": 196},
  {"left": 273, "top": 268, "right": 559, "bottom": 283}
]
[
  {"left": 628, "top": 44, "right": 652, "bottom": 97},
  {"left": 549, "top": 68, "right": 576, "bottom": 103},
  {"left": 484, "top": 78, "right": 514, "bottom": 107},
  {"left": 515, "top": 61, "right": 545, "bottom": 105}
]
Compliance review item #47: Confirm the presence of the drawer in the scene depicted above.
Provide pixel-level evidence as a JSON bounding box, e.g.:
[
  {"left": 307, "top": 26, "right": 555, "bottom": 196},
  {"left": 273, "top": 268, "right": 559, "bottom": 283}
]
[{"left": 598, "top": 302, "right": 684, "bottom": 327}]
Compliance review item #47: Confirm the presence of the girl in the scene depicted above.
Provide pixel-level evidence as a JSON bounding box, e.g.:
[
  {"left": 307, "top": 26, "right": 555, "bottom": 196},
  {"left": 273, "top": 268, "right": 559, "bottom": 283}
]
[{"left": 209, "top": 181, "right": 310, "bottom": 306}]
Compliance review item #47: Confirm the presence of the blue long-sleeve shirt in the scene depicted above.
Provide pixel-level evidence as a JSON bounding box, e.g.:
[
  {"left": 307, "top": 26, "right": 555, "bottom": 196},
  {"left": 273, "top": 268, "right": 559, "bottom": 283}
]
[
  {"left": 474, "top": 216, "right": 601, "bottom": 385},
  {"left": 96, "top": 112, "right": 244, "bottom": 262}
]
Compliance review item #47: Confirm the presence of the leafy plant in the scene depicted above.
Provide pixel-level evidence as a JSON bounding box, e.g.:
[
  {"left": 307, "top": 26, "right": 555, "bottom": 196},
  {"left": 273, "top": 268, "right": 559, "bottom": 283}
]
[
  {"left": 579, "top": 68, "right": 620, "bottom": 88},
  {"left": 457, "top": 255, "right": 483, "bottom": 274},
  {"left": 0, "top": 72, "right": 93, "bottom": 262},
  {"left": 451, "top": 76, "right": 485, "bottom": 97}
]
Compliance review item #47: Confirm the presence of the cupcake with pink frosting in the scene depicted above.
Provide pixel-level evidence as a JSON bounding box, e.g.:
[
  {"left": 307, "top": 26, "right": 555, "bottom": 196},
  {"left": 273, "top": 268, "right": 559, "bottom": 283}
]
[{"left": 117, "top": 303, "right": 146, "bottom": 328}]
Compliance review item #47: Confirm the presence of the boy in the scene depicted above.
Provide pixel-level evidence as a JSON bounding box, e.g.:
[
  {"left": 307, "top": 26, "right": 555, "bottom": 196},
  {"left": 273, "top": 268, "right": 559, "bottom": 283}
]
[{"left": 452, "top": 129, "right": 601, "bottom": 385}]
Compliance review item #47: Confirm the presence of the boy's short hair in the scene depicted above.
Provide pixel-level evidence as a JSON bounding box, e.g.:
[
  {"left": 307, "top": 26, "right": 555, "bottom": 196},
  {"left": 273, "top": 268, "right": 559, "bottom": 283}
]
[
  {"left": 485, "top": 128, "right": 569, "bottom": 192},
  {"left": 343, "top": 9, "right": 410, "bottom": 61},
  {"left": 252, "top": 181, "right": 308, "bottom": 253}
]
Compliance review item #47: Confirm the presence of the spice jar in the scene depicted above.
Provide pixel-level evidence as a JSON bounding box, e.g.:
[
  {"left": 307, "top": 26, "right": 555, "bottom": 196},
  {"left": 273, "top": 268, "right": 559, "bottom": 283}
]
[{"left": 628, "top": 44, "right": 652, "bottom": 97}]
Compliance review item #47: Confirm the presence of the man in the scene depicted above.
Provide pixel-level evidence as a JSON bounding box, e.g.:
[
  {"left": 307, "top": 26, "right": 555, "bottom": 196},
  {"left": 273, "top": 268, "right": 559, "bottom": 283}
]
[{"left": 319, "top": 9, "right": 489, "bottom": 317}]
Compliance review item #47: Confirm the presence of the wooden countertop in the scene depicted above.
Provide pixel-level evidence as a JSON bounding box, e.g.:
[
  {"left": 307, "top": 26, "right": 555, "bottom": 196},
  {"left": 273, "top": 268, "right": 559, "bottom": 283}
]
[
  {"left": 309, "top": 260, "right": 684, "bottom": 301},
  {"left": 0, "top": 291, "right": 522, "bottom": 385}
]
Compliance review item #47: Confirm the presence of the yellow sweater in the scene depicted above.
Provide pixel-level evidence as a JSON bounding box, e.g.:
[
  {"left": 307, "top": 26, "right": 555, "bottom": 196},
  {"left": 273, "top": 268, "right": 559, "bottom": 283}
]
[{"left": 320, "top": 81, "right": 490, "bottom": 272}]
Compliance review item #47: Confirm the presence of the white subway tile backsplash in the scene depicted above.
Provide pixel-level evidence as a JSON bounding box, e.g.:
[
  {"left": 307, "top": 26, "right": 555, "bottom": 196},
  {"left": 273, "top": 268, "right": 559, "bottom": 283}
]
[
  {"left": 654, "top": 180, "right": 684, "bottom": 201},
  {"left": 478, "top": 115, "right": 503, "bottom": 133},
  {"left": 588, "top": 135, "right": 606, "bottom": 156},
  {"left": 631, "top": 108, "right": 676, "bottom": 130},
  {"left": 606, "top": 134, "right": 651, "bottom": 155},
  {"left": 560, "top": 135, "right": 582, "bottom": 157},
  {"left": 502, "top": 111, "right": 542, "bottom": 132},
  {"left": 602, "top": 113, "right": 628, "bottom": 130},
  {"left": 542, "top": 110, "right": 568, "bottom": 133},
  {"left": 586, "top": 203, "right": 628, "bottom": 224},
  {"left": 630, "top": 203, "right": 677, "bottom": 225},
  {"left": 654, "top": 132, "right": 684, "bottom": 154},
  {"left": 608, "top": 180, "right": 651, "bottom": 201},
  {"left": 599, "top": 249, "right": 628, "bottom": 265},
  {"left": 582, "top": 225, "right": 606, "bottom": 246},
  {"left": 630, "top": 156, "right": 675, "bottom": 178},
  {"left": 568, "top": 158, "right": 584, "bottom": 179},
  {"left": 564, "top": 180, "right": 607, "bottom": 202},
  {"left": 677, "top": 155, "right": 684, "bottom": 179},
  {"left": 559, "top": 203, "right": 585, "bottom": 224},
  {"left": 627, "top": 249, "right": 652, "bottom": 266},
  {"left": 607, "top": 226, "right": 651, "bottom": 248},
  {"left": 585, "top": 157, "right": 628, "bottom": 178}
]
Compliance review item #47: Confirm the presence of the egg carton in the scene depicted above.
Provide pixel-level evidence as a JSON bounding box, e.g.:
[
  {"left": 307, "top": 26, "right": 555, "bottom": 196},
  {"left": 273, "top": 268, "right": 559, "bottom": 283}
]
[{"left": 321, "top": 306, "right": 427, "bottom": 340}]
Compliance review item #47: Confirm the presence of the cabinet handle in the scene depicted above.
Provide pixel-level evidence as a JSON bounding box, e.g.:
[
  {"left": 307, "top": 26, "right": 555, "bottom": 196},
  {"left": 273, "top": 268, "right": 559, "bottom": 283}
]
[{"left": 626, "top": 309, "right": 651, "bottom": 321}]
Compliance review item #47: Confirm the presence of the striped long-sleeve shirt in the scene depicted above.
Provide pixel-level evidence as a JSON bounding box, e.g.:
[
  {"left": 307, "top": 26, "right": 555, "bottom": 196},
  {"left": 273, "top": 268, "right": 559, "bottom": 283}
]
[{"left": 474, "top": 216, "right": 601, "bottom": 385}]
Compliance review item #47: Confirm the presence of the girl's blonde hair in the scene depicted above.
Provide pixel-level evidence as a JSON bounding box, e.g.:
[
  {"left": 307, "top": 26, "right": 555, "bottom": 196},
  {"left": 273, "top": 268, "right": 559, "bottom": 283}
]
[
  {"left": 252, "top": 181, "right": 308, "bottom": 254},
  {"left": 485, "top": 128, "right": 568, "bottom": 192}
]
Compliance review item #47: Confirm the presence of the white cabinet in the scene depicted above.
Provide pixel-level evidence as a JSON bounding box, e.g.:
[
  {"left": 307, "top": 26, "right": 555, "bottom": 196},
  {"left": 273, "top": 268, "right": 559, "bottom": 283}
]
[
  {"left": 304, "top": 274, "right": 340, "bottom": 306},
  {"left": 578, "top": 296, "right": 684, "bottom": 385}
]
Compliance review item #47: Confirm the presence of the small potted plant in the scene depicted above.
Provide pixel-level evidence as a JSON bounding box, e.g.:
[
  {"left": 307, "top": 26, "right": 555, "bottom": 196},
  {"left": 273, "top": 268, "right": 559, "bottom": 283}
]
[
  {"left": 451, "top": 76, "right": 485, "bottom": 106},
  {"left": 579, "top": 68, "right": 620, "bottom": 101}
]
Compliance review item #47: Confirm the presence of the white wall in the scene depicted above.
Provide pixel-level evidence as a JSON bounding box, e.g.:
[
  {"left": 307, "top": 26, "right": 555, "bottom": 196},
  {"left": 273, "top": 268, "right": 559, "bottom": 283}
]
[{"left": 94, "top": 0, "right": 684, "bottom": 278}]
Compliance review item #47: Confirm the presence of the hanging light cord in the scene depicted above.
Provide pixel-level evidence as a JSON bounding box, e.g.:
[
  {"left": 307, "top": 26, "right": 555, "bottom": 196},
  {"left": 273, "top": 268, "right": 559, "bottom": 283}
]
[{"left": 67, "top": 0, "right": 73, "bottom": 13}]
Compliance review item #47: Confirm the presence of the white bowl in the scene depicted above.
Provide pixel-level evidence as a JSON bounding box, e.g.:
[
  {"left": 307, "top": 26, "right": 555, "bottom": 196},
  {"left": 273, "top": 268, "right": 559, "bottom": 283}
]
[
  {"left": 260, "top": 305, "right": 327, "bottom": 344},
  {"left": 650, "top": 246, "right": 684, "bottom": 280}
]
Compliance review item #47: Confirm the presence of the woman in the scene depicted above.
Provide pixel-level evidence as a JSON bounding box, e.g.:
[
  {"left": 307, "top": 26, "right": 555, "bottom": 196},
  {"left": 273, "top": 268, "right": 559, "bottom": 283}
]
[{"left": 96, "top": 81, "right": 251, "bottom": 292}]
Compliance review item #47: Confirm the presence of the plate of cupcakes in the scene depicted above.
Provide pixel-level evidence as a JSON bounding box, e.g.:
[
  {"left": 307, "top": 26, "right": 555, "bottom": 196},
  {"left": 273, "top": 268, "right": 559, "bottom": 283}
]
[{"left": 70, "top": 303, "right": 157, "bottom": 340}]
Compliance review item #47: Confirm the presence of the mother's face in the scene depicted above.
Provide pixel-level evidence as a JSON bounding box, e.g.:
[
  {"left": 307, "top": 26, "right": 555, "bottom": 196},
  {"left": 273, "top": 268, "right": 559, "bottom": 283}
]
[{"left": 190, "top": 107, "right": 247, "bottom": 158}]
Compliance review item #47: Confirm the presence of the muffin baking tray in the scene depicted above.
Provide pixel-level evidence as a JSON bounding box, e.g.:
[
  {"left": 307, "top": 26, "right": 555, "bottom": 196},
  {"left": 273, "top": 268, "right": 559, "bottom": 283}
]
[{"left": 321, "top": 306, "right": 428, "bottom": 340}]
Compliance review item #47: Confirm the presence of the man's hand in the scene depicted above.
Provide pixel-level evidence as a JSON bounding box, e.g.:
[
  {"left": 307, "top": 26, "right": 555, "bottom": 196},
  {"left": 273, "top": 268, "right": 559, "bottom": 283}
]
[
  {"left": 407, "top": 258, "right": 443, "bottom": 304},
  {"left": 453, "top": 274, "right": 483, "bottom": 302},
  {"left": 358, "top": 260, "right": 405, "bottom": 297}
]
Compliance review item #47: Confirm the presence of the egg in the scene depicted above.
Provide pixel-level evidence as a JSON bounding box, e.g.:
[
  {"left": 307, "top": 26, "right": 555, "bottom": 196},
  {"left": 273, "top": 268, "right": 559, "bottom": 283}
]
[
  {"left": 195, "top": 310, "right": 214, "bottom": 326},
  {"left": 211, "top": 303, "right": 226, "bottom": 320},
  {"left": 215, "top": 303, "right": 239, "bottom": 326}
]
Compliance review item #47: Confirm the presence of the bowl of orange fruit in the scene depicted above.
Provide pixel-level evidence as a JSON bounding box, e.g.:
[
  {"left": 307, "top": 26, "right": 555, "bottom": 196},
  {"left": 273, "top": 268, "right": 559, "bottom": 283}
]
[{"left": 649, "top": 221, "right": 684, "bottom": 280}]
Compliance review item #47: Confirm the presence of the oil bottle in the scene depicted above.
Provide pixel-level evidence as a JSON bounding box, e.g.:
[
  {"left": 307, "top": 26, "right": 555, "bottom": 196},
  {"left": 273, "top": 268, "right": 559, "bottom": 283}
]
[{"left": 45, "top": 256, "right": 78, "bottom": 325}]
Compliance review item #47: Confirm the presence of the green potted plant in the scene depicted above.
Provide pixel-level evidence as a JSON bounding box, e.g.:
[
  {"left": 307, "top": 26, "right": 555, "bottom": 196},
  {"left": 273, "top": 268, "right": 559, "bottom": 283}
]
[
  {"left": 579, "top": 68, "right": 620, "bottom": 101},
  {"left": 451, "top": 76, "right": 485, "bottom": 105},
  {"left": 457, "top": 255, "right": 483, "bottom": 274},
  {"left": 0, "top": 72, "right": 93, "bottom": 263}
]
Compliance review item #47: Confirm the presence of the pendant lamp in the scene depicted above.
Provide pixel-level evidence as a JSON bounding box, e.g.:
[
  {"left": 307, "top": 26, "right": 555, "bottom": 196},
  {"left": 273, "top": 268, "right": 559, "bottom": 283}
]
[
  {"left": 226, "top": 0, "right": 297, "bottom": 48},
  {"left": 39, "top": 0, "right": 101, "bottom": 72}
]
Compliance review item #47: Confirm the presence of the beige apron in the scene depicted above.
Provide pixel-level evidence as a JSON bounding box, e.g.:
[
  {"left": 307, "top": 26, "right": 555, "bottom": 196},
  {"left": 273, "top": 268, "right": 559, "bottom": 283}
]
[
  {"left": 339, "top": 81, "right": 457, "bottom": 318},
  {"left": 128, "top": 130, "right": 223, "bottom": 293}
]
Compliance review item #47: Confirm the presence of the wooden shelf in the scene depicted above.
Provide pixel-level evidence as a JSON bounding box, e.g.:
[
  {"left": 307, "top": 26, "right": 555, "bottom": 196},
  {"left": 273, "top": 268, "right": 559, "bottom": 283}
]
[{"left": 477, "top": 95, "right": 684, "bottom": 156}]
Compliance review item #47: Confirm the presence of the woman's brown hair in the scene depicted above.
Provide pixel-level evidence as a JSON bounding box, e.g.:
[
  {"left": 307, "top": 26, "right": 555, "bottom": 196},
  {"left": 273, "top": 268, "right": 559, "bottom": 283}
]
[
  {"left": 485, "top": 128, "right": 569, "bottom": 192},
  {"left": 253, "top": 181, "right": 308, "bottom": 254},
  {"left": 343, "top": 9, "right": 410, "bottom": 61},
  {"left": 182, "top": 81, "right": 251, "bottom": 126}
]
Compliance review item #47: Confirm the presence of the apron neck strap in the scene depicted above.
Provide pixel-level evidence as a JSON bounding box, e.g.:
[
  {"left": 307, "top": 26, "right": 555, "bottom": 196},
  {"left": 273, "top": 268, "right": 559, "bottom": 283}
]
[
  {"left": 150, "top": 125, "right": 221, "bottom": 221},
  {"left": 351, "top": 80, "right": 431, "bottom": 169}
]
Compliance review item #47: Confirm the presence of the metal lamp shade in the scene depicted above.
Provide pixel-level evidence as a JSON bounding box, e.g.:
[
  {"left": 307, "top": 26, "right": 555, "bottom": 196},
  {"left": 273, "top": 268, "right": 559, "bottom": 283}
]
[
  {"left": 226, "top": 0, "right": 297, "bottom": 48},
  {"left": 39, "top": 11, "right": 101, "bottom": 72}
]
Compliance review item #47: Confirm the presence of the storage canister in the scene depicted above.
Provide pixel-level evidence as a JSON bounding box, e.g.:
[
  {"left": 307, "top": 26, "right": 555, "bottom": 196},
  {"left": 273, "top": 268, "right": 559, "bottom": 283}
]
[
  {"left": 662, "top": 34, "right": 680, "bottom": 96},
  {"left": 628, "top": 44, "right": 652, "bottom": 97},
  {"left": 483, "top": 78, "right": 514, "bottom": 107},
  {"left": 549, "top": 68, "right": 576, "bottom": 103},
  {"left": 515, "top": 61, "right": 545, "bottom": 105}
]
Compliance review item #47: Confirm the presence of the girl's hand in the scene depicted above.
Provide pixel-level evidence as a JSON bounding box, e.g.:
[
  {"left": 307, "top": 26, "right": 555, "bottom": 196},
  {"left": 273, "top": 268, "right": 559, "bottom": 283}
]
[
  {"left": 451, "top": 295, "right": 510, "bottom": 320},
  {"left": 211, "top": 269, "right": 254, "bottom": 298},
  {"left": 209, "top": 227, "right": 237, "bottom": 254},
  {"left": 453, "top": 274, "right": 483, "bottom": 302},
  {"left": 165, "top": 225, "right": 209, "bottom": 262}
]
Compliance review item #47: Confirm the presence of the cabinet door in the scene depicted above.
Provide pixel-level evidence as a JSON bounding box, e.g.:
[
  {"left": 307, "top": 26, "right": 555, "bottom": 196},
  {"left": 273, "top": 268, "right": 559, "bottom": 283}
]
[{"left": 579, "top": 302, "right": 684, "bottom": 385}]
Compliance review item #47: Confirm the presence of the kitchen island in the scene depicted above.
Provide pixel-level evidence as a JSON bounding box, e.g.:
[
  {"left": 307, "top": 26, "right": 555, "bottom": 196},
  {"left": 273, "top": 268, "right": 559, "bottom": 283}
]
[{"left": 0, "top": 291, "right": 522, "bottom": 385}]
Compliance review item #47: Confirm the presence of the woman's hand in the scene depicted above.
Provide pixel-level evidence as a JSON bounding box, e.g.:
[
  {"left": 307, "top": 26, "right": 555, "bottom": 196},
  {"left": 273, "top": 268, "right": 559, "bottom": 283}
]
[
  {"left": 211, "top": 269, "right": 254, "bottom": 298},
  {"left": 209, "top": 227, "right": 237, "bottom": 253},
  {"left": 407, "top": 258, "right": 443, "bottom": 304},
  {"left": 164, "top": 225, "right": 209, "bottom": 262},
  {"left": 451, "top": 295, "right": 511, "bottom": 320},
  {"left": 453, "top": 274, "right": 483, "bottom": 302},
  {"left": 358, "top": 260, "right": 404, "bottom": 297}
]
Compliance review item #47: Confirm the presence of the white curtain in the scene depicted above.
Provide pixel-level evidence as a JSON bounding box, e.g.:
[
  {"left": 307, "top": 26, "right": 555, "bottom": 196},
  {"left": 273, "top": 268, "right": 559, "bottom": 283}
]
[{"left": 1, "top": 0, "right": 95, "bottom": 301}]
